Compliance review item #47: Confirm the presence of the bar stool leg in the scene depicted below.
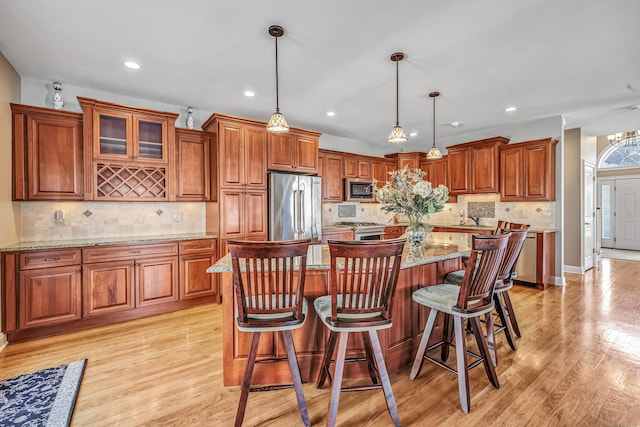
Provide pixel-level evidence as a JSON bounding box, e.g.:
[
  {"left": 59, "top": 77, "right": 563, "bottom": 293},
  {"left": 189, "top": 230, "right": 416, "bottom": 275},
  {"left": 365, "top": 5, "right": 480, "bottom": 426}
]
[
  {"left": 410, "top": 308, "right": 438, "bottom": 380},
  {"left": 362, "top": 331, "right": 380, "bottom": 384},
  {"left": 282, "top": 330, "right": 310, "bottom": 427},
  {"left": 317, "top": 331, "right": 338, "bottom": 389},
  {"left": 470, "top": 316, "right": 500, "bottom": 388},
  {"left": 494, "top": 292, "right": 518, "bottom": 350},
  {"left": 502, "top": 291, "right": 521, "bottom": 337},
  {"left": 369, "top": 330, "right": 401, "bottom": 427},
  {"left": 453, "top": 316, "right": 470, "bottom": 414},
  {"left": 485, "top": 311, "right": 498, "bottom": 367},
  {"left": 327, "top": 332, "right": 349, "bottom": 427},
  {"left": 440, "top": 313, "right": 452, "bottom": 362},
  {"left": 235, "top": 332, "right": 261, "bottom": 427}
]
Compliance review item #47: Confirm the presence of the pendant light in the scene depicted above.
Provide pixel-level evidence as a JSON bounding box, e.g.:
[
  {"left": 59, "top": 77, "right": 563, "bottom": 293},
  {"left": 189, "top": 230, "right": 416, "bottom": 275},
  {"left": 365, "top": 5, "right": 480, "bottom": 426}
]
[
  {"left": 266, "top": 25, "right": 289, "bottom": 133},
  {"left": 388, "top": 52, "right": 407, "bottom": 144},
  {"left": 426, "top": 91, "right": 443, "bottom": 159}
]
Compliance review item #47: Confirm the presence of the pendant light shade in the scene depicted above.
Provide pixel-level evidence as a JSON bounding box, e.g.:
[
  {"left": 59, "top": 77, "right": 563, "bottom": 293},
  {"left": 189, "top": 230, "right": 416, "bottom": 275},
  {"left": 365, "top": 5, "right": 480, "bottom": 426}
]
[
  {"left": 267, "top": 25, "right": 289, "bottom": 133},
  {"left": 388, "top": 52, "right": 407, "bottom": 144},
  {"left": 426, "top": 91, "right": 443, "bottom": 159}
]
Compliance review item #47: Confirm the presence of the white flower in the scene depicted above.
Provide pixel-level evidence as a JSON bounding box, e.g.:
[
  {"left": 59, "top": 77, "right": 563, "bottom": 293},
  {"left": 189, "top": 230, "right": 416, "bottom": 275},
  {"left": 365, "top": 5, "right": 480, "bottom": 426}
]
[{"left": 413, "top": 181, "right": 433, "bottom": 198}]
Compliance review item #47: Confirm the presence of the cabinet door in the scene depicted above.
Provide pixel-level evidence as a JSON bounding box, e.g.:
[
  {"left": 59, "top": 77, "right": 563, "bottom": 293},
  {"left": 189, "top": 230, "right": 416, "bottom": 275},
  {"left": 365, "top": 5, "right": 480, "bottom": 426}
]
[
  {"left": 219, "top": 189, "right": 245, "bottom": 240},
  {"left": 500, "top": 146, "right": 523, "bottom": 201},
  {"left": 136, "top": 256, "right": 179, "bottom": 307},
  {"left": 25, "top": 113, "right": 84, "bottom": 200},
  {"left": 431, "top": 158, "right": 449, "bottom": 188},
  {"left": 19, "top": 265, "right": 82, "bottom": 328},
  {"left": 357, "top": 158, "right": 372, "bottom": 179},
  {"left": 419, "top": 161, "right": 433, "bottom": 183},
  {"left": 180, "top": 253, "right": 217, "bottom": 299},
  {"left": 218, "top": 122, "right": 244, "bottom": 188},
  {"left": 83, "top": 261, "right": 134, "bottom": 317},
  {"left": 244, "top": 190, "right": 268, "bottom": 237},
  {"left": 343, "top": 156, "right": 358, "bottom": 178},
  {"left": 323, "top": 153, "right": 344, "bottom": 202},
  {"left": 134, "top": 115, "right": 168, "bottom": 162},
  {"left": 175, "top": 129, "right": 211, "bottom": 201},
  {"left": 93, "top": 109, "right": 132, "bottom": 160},
  {"left": 448, "top": 148, "right": 470, "bottom": 194},
  {"left": 244, "top": 125, "right": 267, "bottom": 188},
  {"left": 267, "top": 133, "right": 296, "bottom": 171},
  {"left": 524, "top": 144, "right": 553, "bottom": 200},
  {"left": 471, "top": 144, "right": 499, "bottom": 193},
  {"left": 296, "top": 135, "right": 319, "bottom": 173}
]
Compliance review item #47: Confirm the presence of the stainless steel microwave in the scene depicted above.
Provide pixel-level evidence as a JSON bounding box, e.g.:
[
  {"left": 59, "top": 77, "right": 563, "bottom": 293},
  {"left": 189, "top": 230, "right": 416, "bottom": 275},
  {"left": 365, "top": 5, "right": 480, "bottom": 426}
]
[{"left": 345, "top": 178, "right": 375, "bottom": 202}]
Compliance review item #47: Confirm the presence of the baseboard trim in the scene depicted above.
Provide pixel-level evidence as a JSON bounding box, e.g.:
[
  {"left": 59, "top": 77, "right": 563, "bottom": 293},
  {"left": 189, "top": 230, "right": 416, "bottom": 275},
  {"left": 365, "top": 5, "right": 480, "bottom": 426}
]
[
  {"left": 564, "top": 265, "right": 584, "bottom": 275},
  {"left": 550, "top": 275, "right": 567, "bottom": 286}
]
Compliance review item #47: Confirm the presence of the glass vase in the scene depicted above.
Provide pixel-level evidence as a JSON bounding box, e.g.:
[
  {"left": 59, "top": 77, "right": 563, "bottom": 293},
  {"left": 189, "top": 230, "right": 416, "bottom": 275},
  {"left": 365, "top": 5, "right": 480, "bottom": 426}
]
[{"left": 405, "top": 226, "right": 426, "bottom": 260}]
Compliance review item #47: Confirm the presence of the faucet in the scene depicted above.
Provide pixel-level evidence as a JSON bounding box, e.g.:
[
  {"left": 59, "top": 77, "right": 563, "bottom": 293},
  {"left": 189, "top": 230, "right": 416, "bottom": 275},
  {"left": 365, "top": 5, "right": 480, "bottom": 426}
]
[{"left": 468, "top": 216, "right": 480, "bottom": 226}]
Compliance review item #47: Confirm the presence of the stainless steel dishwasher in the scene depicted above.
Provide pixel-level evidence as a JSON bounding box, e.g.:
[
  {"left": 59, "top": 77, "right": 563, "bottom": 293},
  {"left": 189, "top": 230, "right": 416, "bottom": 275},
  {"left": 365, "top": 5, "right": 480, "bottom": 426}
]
[{"left": 514, "top": 233, "right": 537, "bottom": 286}]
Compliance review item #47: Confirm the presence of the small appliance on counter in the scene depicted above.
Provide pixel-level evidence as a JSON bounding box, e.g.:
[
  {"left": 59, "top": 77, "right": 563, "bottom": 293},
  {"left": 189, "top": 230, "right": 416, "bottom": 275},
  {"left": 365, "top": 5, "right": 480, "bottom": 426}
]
[{"left": 269, "top": 172, "right": 323, "bottom": 242}]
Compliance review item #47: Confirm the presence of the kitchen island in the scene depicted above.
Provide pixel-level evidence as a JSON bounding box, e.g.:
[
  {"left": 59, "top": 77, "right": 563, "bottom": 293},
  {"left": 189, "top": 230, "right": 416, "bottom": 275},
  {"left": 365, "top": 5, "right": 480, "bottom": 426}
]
[{"left": 207, "top": 232, "right": 472, "bottom": 386}]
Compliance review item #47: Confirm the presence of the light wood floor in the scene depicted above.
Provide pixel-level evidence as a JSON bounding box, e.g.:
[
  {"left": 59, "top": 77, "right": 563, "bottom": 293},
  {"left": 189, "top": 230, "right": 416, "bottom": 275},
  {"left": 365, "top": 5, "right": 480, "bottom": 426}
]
[{"left": 2, "top": 258, "right": 639, "bottom": 426}]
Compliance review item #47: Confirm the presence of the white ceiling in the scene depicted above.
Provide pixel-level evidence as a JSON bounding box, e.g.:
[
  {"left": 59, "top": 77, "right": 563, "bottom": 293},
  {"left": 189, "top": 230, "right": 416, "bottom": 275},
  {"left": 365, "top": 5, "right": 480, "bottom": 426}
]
[{"left": 1, "top": 0, "right": 640, "bottom": 152}]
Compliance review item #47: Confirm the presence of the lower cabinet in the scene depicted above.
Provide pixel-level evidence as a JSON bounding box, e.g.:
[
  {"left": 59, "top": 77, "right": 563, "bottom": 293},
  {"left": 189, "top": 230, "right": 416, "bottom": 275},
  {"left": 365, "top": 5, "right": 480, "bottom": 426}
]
[
  {"left": 2, "top": 237, "right": 217, "bottom": 342},
  {"left": 321, "top": 228, "right": 354, "bottom": 244}
]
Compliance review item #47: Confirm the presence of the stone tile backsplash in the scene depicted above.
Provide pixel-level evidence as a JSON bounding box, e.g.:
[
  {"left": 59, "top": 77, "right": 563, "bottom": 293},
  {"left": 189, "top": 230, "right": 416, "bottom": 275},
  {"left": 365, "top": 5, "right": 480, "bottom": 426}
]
[{"left": 20, "top": 202, "right": 206, "bottom": 242}]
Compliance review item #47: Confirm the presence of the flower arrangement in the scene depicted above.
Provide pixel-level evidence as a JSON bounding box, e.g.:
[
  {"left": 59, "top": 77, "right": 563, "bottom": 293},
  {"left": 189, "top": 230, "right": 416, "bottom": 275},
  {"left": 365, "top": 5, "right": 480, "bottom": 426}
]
[{"left": 374, "top": 166, "right": 449, "bottom": 230}]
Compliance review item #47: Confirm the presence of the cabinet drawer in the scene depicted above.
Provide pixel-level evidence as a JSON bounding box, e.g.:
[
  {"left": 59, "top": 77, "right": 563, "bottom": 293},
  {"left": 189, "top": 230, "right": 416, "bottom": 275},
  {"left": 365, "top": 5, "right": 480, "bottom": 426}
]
[
  {"left": 83, "top": 242, "right": 178, "bottom": 263},
  {"left": 19, "top": 249, "right": 82, "bottom": 270},
  {"left": 179, "top": 239, "right": 217, "bottom": 255}
]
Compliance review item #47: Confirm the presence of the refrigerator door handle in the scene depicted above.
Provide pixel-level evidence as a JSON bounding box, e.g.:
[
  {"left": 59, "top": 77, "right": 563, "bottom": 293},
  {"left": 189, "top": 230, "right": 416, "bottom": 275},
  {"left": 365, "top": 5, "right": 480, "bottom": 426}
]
[
  {"left": 293, "top": 190, "right": 299, "bottom": 235},
  {"left": 300, "top": 189, "right": 305, "bottom": 235}
]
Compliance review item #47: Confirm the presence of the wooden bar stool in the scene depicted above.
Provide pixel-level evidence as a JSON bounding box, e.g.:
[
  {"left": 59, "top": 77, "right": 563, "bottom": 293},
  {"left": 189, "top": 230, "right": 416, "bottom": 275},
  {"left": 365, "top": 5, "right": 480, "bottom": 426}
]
[
  {"left": 315, "top": 239, "right": 406, "bottom": 427},
  {"left": 410, "top": 233, "right": 509, "bottom": 413},
  {"left": 461, "top": 220, "right": 508, "bottom": 266},
  {"left": 227, "top": 239, "right": 312, "bottom": 427}
]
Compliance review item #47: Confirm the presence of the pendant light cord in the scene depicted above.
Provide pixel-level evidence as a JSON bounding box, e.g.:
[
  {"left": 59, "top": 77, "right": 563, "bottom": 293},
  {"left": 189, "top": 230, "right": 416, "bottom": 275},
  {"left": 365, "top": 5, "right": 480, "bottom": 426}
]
[
  {"left": 275, "top": 35, "right": 280, "bottom": 113},
  {"left": 395, "top": 60, "right": 400, "bottom": 126},
  {"left": 432, "top": 95, "right": 436, "bottom": 147}
]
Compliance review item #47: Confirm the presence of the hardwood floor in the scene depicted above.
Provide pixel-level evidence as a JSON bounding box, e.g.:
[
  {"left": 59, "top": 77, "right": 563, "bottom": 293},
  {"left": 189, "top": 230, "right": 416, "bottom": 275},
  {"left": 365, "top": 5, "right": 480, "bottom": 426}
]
[{"left": 1, "top": 258, "right": 639, "bottom": 426}]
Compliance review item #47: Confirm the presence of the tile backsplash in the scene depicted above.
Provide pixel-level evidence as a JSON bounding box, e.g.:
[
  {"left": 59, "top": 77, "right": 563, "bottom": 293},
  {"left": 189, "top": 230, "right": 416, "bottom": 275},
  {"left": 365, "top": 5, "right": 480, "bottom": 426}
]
[
  {"left": 322, "top": 193, "right": 555, "bottom": 229},
  {"left": 20, "top": 202, "right": 206, "bottom": 241}
]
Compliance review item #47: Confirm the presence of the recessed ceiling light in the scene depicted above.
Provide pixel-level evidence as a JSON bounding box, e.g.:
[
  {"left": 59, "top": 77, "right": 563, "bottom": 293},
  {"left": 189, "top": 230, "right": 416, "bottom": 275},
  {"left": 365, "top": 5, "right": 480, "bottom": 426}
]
[
  {"left": 244, "top": 91, "right": 255, "bottom": 97},
  {"left": 450, "top": 122, "right": 461, "bottom": 128},
  {"left": 409, "top": 132, "right": 418, "bottom": 137},
  {"left": 326, "top": 111, "right": 336, "bottom": 117},
  {"left": 504, "top": 106, "right": 517, "bottom": 112},
  {"left": 124, "top": 61, "right": 141, "bottom": 70}
]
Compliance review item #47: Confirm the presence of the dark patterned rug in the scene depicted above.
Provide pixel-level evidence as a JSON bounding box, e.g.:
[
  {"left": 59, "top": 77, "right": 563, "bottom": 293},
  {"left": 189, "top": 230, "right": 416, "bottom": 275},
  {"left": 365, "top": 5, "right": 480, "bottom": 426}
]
[{"left": 0, "top": 359, "right": 87, "bottom": 427}]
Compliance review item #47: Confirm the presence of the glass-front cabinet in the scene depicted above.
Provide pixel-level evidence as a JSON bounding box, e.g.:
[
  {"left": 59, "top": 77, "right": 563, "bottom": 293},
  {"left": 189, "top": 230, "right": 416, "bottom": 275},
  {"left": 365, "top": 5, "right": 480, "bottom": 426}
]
[
  {"left": 92, "top": 108, "right": 168, "bottom": 162},
  {"left": 78, "top": 97, "right": 178, "bottom": 201}
]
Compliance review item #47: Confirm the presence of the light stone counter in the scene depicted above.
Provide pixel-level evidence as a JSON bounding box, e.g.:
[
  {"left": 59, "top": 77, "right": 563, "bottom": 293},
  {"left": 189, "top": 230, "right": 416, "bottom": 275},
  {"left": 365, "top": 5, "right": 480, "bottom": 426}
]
[
  {"left": 0, "top": 233, "right": 217, "bottom": 252},
  {"left": 207, "top": 232, "right": 473, "bottom": 273}
]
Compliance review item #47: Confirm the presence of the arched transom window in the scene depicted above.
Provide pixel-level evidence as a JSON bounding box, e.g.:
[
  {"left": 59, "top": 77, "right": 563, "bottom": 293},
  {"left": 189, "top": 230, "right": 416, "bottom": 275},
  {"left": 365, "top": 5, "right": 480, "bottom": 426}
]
[{"left": 598, "top": 144, "right": 640, "bottom": 169}]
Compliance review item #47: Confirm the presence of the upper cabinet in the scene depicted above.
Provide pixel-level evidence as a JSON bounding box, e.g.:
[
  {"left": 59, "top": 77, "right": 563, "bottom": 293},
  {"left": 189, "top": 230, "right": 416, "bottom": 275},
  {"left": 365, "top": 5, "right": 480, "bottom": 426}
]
[
  {"left": 11, "top": 104, "right": 84, "bottom": 201},
  {"left": 267, "top": 130, "right": 320, "bottom": 174},
  {"left": 78, "top": 97, "right": 179, "bottom": 201},
  {"left": 175, "top": 128, "right": 215, "bottom": 202},
  {"left": 318, "top": 150, "right": 344, "bottom": 202},
  {"left": 344, "top": 155, "right": 372, "bottom": 179},
  {"left": 384, "top": 152, "right": 422, "bottom": 171},
  {"left": 447, "top": 137, "right": 509, "bottom": 195},
  {"left": 203, "top": 114, "right": 267, "bottom": 189},
  {"left": 500, "top": 138, "right": 558, "bottom": 201}
]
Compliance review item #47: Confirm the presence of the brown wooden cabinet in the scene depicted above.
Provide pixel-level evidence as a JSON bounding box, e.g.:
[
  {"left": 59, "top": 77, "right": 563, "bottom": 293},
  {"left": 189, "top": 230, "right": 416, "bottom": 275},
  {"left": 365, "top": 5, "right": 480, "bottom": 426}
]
[
  {"left": 372, "top": 159, "right": 396, "bottom": 186},
  {"left": 267, "top": 131, "right": 320, "bottom": 174},
  {"left": 321, "top": 228, "right": 354, "bottom": 244},
  {"left": 2, "top": 238, "right": 217, "bottom": 342},
  {"left": 344, "top": 155, "right": 372, "bottom": 179},
  {"left": 384, "top": 152, "right": 422, "bottom": 171},
  {"left": 218, "top": 189, "right": 268, "bottom": 256},
  {"left": 78, "top": 97, "right": 179, "bottom": 201},
  {"left": 175, "top": 128, "right": 215, "bottom": 201},
  {"left": 17, "top": 249, "right": 82, "bottom": 330},
  {"left": 318, "top": 150, "right": 344, "bottom": 202},
  {"left": 500, "top": 138, "right": 558, "bottom": 201},
  {"left": 446, "top": 137, "right": 509, "bottom": 195},
  {"left": 384, "top": 226, "right": 406, "bottom": 239},
  {"left": 11, "top": 104, "right": 84, "bottom": 201}
]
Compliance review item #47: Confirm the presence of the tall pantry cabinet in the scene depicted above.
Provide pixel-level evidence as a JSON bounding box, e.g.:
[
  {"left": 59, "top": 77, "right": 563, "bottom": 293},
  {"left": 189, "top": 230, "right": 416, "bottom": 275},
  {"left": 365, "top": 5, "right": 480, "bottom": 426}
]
[{"left": 203, "top": 114, "right": 269, "bottom": 256}]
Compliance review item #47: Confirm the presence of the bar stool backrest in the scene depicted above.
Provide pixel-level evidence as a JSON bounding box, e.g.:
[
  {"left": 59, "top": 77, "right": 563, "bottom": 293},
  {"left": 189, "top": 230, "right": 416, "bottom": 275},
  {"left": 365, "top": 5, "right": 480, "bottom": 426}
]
[
  {"left": 496, "top": 228, "right": 529, "bottom": 287},
  {"left": 493, "top": 220, "right": 509, "bottom": 235},
  {"left": 327, "top": 238, "right": 406, "bottom": 329},
  {"left": 455, "top": 233, "right": 510, "bottom": 314},
  {"left": 227, "top": 239, "right": 311, "bottom": 329}
]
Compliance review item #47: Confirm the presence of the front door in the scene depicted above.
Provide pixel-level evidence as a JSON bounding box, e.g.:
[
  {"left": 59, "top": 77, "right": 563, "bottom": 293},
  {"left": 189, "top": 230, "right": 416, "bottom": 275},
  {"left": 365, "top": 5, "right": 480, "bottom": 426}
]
[
  {"left": 583, "top": 162, "right": 595, "bottom": 270},
  {"left": 599, "top": 180, "right": 615, "bottom": 248},
  {"left": 615, "top": 178, "right": 640, "bottom": 250}
]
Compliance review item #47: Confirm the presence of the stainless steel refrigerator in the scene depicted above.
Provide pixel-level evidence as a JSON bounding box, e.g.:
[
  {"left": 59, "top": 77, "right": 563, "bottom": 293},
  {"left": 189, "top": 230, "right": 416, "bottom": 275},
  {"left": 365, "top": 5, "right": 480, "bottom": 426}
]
[{"left": 269, "top": 172, "right": 322, "bottom": 242}]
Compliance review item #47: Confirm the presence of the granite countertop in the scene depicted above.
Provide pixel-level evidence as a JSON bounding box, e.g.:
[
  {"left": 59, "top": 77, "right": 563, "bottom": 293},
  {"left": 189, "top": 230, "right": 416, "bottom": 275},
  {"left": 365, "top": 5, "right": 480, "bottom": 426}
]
[
  {"left": 207, "top": 231, "right": 473, "bottom": 273},
  {"left": 0, "top": 233, "right": 218, "bottom": 252},
  {"left": 391, "top": 222, "right": 557, "bottom": 234}
]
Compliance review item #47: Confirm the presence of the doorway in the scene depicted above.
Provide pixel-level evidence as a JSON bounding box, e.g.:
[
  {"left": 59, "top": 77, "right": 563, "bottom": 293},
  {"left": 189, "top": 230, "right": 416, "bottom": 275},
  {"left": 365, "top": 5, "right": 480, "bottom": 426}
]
[
  {"left": 583, "top": 162, "right": 595, "bottom": 270},
  {"left": 598, "top": 177, "right": 640, "bottom": 250}
]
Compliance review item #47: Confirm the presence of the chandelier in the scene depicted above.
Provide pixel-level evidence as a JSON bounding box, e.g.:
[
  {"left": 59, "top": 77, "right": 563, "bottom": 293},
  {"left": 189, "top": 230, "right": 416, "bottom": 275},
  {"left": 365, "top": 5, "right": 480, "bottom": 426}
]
[
  {"left": 388, "top": 52, "right": 407, "bottom": 144},
  {"left": 608, "top": 131, "right": 640, "bottom": 147},
  {"left": 266, "top": 25, "right": 289, "bottom": 133},
  {"left": 426, "top": 91, "right": 443, "bottom": 159}
]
